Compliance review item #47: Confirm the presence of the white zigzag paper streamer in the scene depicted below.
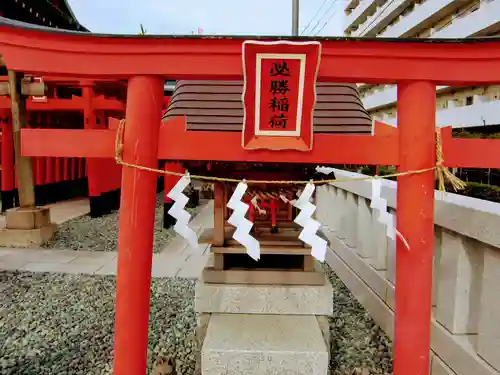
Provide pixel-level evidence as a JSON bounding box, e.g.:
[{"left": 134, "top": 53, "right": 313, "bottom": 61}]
[
  {"left": 293, "top": 183, "right": 328, "bottom": 262},
  {"left": 370, "top": 178, "right": 396, "bottom": 240},
  {"left": 167, "top": 174, "right": 199, "bottom": 249},
  {"left": 227, "top": 182, "right": 260, "bottom": 260}
]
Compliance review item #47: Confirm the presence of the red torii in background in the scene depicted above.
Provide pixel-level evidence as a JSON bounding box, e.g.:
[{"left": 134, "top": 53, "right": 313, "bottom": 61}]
[
  {"left": 0, "top": 73, "right": 170, "bottom": 215},
  {"left": 0, "top": 75, "right": 127, "bottom": 213},
  {"left": 1, "top": 21, "right": 500, "bottom": 375}
]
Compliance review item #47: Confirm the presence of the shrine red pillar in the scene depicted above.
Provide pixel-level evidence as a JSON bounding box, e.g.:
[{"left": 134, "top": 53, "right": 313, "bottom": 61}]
[
  {"left": 394, "top": 81, "right": 436, "bottom": 375},
  {"left": 82, "top": 82, "right": 101, "bottom": 216},
  {"left": 1, "top": 112, "right": 15, "bottom": 210},
  {"left": 113, "top": 76, "right": 164, "bottom": 375}
]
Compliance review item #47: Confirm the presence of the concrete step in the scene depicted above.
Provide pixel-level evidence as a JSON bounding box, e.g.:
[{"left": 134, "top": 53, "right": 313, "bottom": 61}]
[
  {"left": 195, "top": 275, "right": 333, "bottom": 315},
  {"left": 201, "top": 313, "right": 329, "bottom": 375}
]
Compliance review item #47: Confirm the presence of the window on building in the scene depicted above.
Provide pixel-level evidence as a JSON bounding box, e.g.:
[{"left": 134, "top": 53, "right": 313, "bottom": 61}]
[{"left": 466, "top": 96, "right": 474, "bottom": 106}]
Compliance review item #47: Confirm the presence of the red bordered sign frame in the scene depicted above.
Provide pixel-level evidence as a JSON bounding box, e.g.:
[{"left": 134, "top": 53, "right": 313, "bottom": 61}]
[{"left": 241, "top": 40, "right": 322, "bottom": 151}]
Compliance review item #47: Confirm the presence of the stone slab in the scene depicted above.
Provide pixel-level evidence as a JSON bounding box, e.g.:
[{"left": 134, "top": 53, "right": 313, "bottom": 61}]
[
  {"left": 432, "top": 355, "right": 457, "bottom": 375},
  {"left": 195, "top": 313, "right": 211, "bottom": 375},
  {"left": 19, "top": 261, "right": 102, "bottom": 274},
  {"left": 202, "top": 314, "right": 328, "bottom": 375},
  {"left": 326, "top": 246, "right": 499, "bottom": 375},
  {"left": 93, "top": 260, "right": 118, "bottom": 275},
  {"left": 477, "top": 247, "right": 500, "bottom": 372},
  {"left": 195, "top": 275, "right": 333, "bottom": 315},
  {"left": 7, "top": 249, "right": 77, "bottom": 264}
]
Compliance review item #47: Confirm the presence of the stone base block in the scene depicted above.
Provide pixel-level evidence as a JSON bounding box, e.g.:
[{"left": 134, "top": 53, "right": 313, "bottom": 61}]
[
  {"left": 201, "top": 314, "right": 329, "bottom": 375},
  {"left": 195, "top": 276, "right": 333, "bottom": 315},
  {"left": 0, "top": 223, "right": 57, "bottom": 247},
  {"left": 5, "top": 207, "right": 51, "bottom": 230}
]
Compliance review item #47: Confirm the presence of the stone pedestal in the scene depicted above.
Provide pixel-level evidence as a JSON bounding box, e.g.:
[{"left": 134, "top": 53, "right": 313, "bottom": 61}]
[
  {"left": 195, "top": 259, "right": 332, "bottom": 375},
  {"left": 202, "top": 314, "right": 329, "bottom": 375},
  {"left": 0, "top": 207, "right": 56, "bottom": 246}
]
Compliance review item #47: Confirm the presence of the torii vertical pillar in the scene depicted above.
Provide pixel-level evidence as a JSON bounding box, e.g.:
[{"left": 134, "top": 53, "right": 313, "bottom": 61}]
[
  {"left": 113, "top": 76, "right": 164, "bottom": 375},
  {"left": 394, "top": 81, "right": 436, "bottom": 375}
]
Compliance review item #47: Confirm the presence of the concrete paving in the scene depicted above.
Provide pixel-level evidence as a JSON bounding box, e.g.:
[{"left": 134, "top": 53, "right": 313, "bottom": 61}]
[
  {"left": 0, "top": 200, "right": 213, "bottom": 279},
  {"left": 0, "top": 198, "right": 90, "bottom": 229}
]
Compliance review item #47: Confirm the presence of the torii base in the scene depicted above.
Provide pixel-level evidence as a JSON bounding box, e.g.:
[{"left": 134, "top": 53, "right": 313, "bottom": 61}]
[{"left": 0, "top": 207, "right": 56, "bottom": 246}]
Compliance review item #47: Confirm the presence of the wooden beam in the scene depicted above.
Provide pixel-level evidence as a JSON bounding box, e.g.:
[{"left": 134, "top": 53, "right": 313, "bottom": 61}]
[
  {"left": 213, "top": 183, "right": 226, "bottom": 246},
  {"left": 211, "top": 245, "right": 310, "bottom": 255},
  {"left": 2, "top": 27, "right": 500, "bottom": 84},
  {"left": 8, "top": 71, "right": 35, "bottom": 208},
  {"left": 202, "top": 267, "right": 325, "bottom": 286},
  {"left": 161, "top": 118, "right": 398, "bottom": 165},
  {"left": 439, "top": 126, "right": 500, "bottom": 169},
  {"left": 200, "top": 227, "right": 304, "bottom": 247},
  {"left": 20, "top": 119, "right": 401, "bottom": 165},
  {"left": 19, "top": 121, "right": 500, "bottom": 168}
]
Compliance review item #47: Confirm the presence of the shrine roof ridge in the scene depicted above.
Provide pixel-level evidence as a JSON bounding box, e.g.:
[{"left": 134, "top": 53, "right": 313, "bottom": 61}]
[{"left": 1, "top": 16, "right": 500, "bottom": 44}]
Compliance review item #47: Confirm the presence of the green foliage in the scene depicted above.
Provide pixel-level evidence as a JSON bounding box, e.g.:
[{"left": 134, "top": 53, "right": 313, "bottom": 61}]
[
  {"left": 453, "top": 131, "right": 500, "bottom": 139},
  {"left": 359, "top": 166, "right": 372, "bottom": 175},
  {"left": 451, "top": 181, "right": 500, "bottom": 203},
  {"left": 357, "top": 165, "right": 397, "bottom": 180}
]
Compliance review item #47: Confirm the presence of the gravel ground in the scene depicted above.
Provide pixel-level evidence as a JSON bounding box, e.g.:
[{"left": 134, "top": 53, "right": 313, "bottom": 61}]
[
  {"left": 323, "top": 264, "right": 393, "bottom": 375},
  {"left": 41, "top": 194, "right": 199, "bottom": 253},
  {"left": 0, "top": 272, "right": 197, "bottom": 375},
  {"left": 0, "top": 268, "right": 393, "bottom": 375}
]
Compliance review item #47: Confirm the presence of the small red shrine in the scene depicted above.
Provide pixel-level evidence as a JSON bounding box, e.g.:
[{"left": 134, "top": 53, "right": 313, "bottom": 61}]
[
  {"left": 162, "top": 75, "right": 371, "bottom": 237},
  {"left": 1, "top": 16, "right": 500, "bottom": 375}
]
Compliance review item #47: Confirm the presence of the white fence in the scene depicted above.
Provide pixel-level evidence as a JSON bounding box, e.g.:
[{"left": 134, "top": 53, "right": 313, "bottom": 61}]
[{"left": 316, "top": 169, "right": 500, "bottom": 375}]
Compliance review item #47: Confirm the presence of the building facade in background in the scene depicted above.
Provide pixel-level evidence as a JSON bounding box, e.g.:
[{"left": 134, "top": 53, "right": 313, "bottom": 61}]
[{"left": 344, "top": 0, "right": 500, "bottom": 130}]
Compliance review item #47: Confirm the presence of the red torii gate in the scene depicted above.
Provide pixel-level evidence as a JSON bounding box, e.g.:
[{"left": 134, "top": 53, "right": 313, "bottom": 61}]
[{"left": 2, "top": 21, "right": 500, "bottom": 375}]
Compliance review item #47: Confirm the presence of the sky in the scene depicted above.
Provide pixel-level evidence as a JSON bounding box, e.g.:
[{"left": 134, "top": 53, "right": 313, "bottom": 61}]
[{"left": 67, "top": 0, "right": 344, "bottom": 36}]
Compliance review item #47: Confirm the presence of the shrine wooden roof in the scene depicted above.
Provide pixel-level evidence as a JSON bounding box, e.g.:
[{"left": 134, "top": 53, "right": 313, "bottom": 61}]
[{"left": 162, "top": 81, "right": 372, "bottom": 133}]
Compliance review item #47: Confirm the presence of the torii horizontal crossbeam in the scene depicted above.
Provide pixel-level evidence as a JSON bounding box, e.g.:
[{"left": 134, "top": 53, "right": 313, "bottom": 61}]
[
  {"left": 1, "top": 20, "right": 500, "bottom": 84},
  {"left": 19, "top": 119, "right": 500, "bottom": 168}
]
